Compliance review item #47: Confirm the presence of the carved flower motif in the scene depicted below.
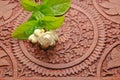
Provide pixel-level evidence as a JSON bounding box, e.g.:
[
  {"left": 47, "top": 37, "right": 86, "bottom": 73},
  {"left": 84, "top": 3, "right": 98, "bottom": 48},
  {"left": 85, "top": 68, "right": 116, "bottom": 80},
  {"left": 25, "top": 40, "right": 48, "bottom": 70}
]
[
  {"left": 64, "top": 53, "right": 73, "bottom": 63},
  {"left": 0, "top": 0, "right": 17, "bottom": 20},
  {"left": 49, "top": 55, "right": 59, "bottom": 64},
  {"left": 100, "top": 0, "right": 120, "bottom": 15}
]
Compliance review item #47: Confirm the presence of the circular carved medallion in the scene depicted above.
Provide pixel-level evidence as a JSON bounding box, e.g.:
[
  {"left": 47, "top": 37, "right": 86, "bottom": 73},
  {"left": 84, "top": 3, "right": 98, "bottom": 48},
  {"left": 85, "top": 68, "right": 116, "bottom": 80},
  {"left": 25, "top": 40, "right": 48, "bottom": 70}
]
[{"left": 12, "top": 4, "right": 105, "bottom": 76}]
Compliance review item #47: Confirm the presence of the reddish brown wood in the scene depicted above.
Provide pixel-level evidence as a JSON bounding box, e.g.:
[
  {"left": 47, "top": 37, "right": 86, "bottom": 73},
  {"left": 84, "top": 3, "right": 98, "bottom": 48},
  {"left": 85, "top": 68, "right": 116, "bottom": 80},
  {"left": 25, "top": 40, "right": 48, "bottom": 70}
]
[{"left": 0, "top": 0, "right": 120, "bottom": 80}]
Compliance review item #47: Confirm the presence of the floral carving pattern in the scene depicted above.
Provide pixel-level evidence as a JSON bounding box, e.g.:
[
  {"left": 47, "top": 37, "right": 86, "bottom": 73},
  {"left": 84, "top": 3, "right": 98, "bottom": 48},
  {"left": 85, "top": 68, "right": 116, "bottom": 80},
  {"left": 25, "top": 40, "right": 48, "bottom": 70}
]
[
  {"left": 100, "top": 0, "right": 120, "bottom": 16},
  {"left": 12, "top": 4, "right": 105, "bottom": 77},
  {"left": 108, "top": 45, "right": 120, "bottom": 69},
  {"left": 100, "top": 44, "right": 120, "bottom": 77},
  {"left": 0, "top": 47, "right": 13, "bottom": 77},
  {"left": 25, "top": 8, "right": 94, "bottom": 64},
  {"left": 93, "top": 0, "right": 120, "bottom": 24},
  {"left": 0, "top": 0, "right": 120, "bottom": 79}
]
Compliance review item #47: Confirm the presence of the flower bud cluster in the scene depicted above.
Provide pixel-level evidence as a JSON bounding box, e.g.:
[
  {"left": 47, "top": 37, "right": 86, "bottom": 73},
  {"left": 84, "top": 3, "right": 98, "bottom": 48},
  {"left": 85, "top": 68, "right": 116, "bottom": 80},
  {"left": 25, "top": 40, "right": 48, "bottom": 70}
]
[{"left": 28, "top": 29, "right": 58, "bottom": 48}]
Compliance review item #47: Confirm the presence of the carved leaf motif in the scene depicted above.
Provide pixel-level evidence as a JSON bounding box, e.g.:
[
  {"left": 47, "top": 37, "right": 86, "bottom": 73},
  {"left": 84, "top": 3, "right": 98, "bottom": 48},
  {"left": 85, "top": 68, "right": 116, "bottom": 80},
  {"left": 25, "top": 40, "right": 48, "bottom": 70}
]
[
  {"left": 0, "top": 51, "right": 7, "bottom": 58},
  {"left": 0, "top": 50, "right": 9, "bottom": 66},
  {"left": 3, "top": 10, "right": 12, "bottom": 20},
  {"left": 99, "top": 2, "right": 113, "bottom": 9},
  {"left": 108, "top": 46, "right": 120, "bottom": 69},
  {"left": 0, "top": 1, "right": 17, "bottom": 20},
  {"left": 105, "top": 8, "right": 118, "bottom": 15},
  {"left": 100, "top": 0, "right": 120, "bottom": 15},
  {"left": 0, "top": 58, "right": 10, "bottom": 66}
]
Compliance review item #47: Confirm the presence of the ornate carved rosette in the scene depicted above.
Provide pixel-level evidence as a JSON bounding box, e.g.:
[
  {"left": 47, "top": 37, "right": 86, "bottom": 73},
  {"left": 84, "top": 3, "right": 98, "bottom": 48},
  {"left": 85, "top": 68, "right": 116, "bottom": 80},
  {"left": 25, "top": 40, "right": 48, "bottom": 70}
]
[{"left": 11, "top": 3, "right": 105, "bottom": 77}]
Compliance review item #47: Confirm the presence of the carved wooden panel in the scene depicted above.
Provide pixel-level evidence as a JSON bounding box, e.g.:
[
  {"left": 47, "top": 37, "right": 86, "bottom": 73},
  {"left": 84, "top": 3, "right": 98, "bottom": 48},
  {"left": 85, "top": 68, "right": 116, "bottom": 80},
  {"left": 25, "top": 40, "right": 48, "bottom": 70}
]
[{"left": 0, "top": 0, "right": 120, "bottom": 80}]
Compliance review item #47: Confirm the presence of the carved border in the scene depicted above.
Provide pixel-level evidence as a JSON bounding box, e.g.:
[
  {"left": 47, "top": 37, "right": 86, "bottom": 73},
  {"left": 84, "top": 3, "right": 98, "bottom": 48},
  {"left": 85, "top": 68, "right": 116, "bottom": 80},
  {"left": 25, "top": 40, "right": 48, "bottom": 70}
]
[{"left": 1, "top": 77, "right": 120, "bottom": 80}]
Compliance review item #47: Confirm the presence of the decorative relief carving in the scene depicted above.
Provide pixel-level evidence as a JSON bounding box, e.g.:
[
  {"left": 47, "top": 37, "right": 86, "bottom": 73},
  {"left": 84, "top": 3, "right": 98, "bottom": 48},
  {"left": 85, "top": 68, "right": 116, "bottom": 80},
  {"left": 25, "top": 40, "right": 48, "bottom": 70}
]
[
  {"left": 0, "top": 24, "right": 13, "bottom": 49},
  {"left": 0, "top": 47, "right": 13, "bottom": 77},
  {"left": 92, "top": 0, "right": 120, "bottom": 77},
  {"left": 97, "top": 42, "right": 120, "bottom": 77},
  {"left": 0, "top": 0, "right": 22, "bottom": 26},
  {"left": 99, "top": 0, "right": 120, "bottom": 16},
  {"left": 105, "top": 19, "right": 120, "bottom": 47},
  {"left": 25, "top": 8, "right": 94, "bottom": 64},
  {"left": 1, "top": 0, "right": 120, "bottom": 79},
  {"left": 0, "top": 0, "right": 17, "bottom": 20},
  {"left": 102, "top": 44, "right": 120, "bottom": 77},
  {"left": 108, "top": 45, "right": 120, "bottom": 69},
  {"left": 93, "top": 0, "right": 120, "bottom": 24}
]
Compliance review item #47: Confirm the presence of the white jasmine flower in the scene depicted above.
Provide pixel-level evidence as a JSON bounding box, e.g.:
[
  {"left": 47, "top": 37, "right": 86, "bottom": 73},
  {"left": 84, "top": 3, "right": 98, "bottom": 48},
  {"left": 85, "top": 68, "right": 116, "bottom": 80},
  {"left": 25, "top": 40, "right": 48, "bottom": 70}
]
[
  {"left": 28, "top": 34, "right": 38, "bottom": 43},
  {"left": 38, "top": 31, "right": 58, "bottom": 48},
  {"left": 34, "top": 29, "right": 45, "bottom": 37},
  {"left": 28, "top": 29, "right": 58, "bottom": 49},
  {"left": 45, "top": 31, "right": 58, "bottom": 41}
]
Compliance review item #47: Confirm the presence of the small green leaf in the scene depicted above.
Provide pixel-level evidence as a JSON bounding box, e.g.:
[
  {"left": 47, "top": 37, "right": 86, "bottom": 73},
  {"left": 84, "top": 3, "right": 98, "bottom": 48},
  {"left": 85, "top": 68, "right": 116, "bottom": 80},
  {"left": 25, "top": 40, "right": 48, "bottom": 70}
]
[
  {"left": 21, "top": 0, "right": 37, "bottom": 11},
  {"left": 43, "top": 0, "right": 71, "bottom": 16},
  {"left": 40, "top": 16, "right": 64, "bottom": 30},
  {"left": 12, "top": 20, "right": 39, "bottom": 40}
]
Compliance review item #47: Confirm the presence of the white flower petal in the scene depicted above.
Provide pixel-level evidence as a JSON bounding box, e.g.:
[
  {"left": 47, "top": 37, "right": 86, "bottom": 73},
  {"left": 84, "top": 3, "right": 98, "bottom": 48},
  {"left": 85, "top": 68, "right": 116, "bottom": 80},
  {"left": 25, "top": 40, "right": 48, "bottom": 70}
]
[
  {"left": 28, "top": 34, "right": 38, "bottom": 43},
  {"left": 38, "top": 31, "right": 58, "bottom": 48},
  {"left": 34, "top": 29, "right": 45, "bottom": 37},
  {"left": 34, "top": 29, "right": 41, "bottom": 37}
]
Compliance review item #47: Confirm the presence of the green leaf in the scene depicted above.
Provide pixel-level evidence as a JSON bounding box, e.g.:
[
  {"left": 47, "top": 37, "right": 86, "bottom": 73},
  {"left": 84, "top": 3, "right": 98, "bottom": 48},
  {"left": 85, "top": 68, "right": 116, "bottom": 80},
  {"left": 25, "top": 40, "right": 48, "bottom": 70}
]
[
  {"left": 36, "top": 5, "right": 54, "bottom": 16},
  {"left": 21, "top": 0, "right": 37, "bottom": 11},
  {"left": 40, "top": 16, "right": 64, "bottom": 30},
  {"left": 42, "top": 0, "right": 71, "bottom": 16},
  {"left": 28, "top": 11, "right": 45, "bottom": 21},
  {"left": 25, "top": 25, "right": 38, "bottom": 38},
  {"left": 12, "top": 20, "right": 39, "bottom": 40}
]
